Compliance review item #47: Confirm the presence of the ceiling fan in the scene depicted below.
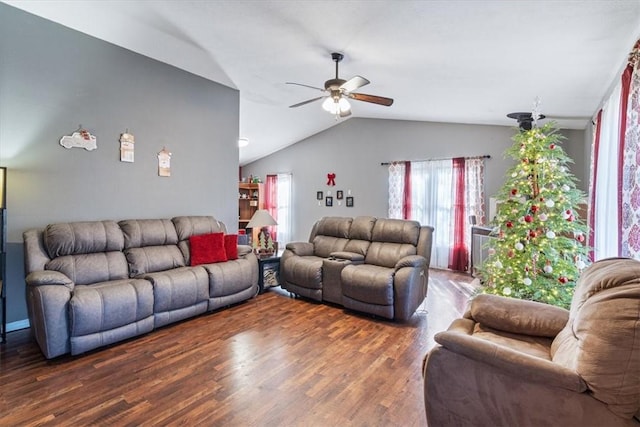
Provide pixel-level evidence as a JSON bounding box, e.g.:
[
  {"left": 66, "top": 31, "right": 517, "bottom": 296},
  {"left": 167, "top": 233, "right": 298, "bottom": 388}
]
[
  {"left": 507, "top": 111, "right": 592, "bottom": 131},
  {"left": 507, "top": 112, "right": 546, "bottom": 131},
  {"left": 287, "top": 52, "right": 394, "bottom": 118}
]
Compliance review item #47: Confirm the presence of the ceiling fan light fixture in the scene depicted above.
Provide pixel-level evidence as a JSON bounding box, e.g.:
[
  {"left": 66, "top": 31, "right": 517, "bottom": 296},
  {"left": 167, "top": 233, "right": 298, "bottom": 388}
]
[
  {"left": 338, "top": 97, "right": 351, "bottom": 112},
  {"left": 322, "top": 97, "right": 351, "bottom": 115},
  {"left": 322, "top": 97, "right": 335, "bottom": 112}
]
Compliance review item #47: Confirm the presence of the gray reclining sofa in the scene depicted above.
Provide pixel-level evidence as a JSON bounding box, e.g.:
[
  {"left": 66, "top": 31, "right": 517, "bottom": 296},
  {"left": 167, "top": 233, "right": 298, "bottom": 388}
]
[
  {"left": 23, "top": 215, "right": 258, "bottom": 359},
  {"left": 280, "top": 216, "right": 434, "bottom": 321}
]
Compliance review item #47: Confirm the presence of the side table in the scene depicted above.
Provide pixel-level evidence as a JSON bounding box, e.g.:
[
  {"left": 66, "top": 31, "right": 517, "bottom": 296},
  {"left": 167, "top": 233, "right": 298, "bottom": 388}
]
[{"left": 257, "top": 251, "right": 282, "bottom": 294}]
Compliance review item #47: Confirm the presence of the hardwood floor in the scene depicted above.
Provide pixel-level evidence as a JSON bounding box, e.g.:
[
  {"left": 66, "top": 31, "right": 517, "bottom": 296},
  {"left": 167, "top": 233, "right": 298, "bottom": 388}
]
[{"left": 0, "top": 269, "right": 476, "bottom": 426}]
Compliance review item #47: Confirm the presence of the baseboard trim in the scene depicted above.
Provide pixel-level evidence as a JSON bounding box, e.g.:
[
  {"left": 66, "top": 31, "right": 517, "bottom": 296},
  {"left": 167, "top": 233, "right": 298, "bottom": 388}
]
[{"left": 7, "top": 319, "right": 30, "bottom": 332}]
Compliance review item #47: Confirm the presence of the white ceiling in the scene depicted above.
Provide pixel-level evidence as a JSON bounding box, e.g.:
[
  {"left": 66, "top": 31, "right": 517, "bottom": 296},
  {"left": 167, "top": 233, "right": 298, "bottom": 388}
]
[{"left": 6, "top": 1, "right": 640, "bottom": 165}]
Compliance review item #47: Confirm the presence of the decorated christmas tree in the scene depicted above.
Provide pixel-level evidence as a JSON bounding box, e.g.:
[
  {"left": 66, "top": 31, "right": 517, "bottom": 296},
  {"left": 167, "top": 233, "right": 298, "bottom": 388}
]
[{"left": 478, "top": 119, "right": 590, "bottom": 309}]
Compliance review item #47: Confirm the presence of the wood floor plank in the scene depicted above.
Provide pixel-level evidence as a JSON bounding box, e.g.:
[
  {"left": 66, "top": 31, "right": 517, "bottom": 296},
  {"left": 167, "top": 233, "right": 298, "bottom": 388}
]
[{"left": 0, "top": 269, "right": 475, "bottom": 426}]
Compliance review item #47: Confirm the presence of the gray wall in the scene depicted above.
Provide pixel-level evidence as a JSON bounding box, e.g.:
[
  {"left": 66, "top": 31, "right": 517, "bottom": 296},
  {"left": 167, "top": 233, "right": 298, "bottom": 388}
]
[
  {"left": 0, "top": 4, "right": 240, "bottom": 327},
  {"left": 243, "top": 118, "right": 587, "bottom": 243}
]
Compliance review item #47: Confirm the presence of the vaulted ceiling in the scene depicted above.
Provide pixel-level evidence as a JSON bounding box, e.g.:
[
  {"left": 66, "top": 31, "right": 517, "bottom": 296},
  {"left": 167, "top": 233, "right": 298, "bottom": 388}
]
[{"left": 6, "top": 1, "right": 640, "bottom": 165}]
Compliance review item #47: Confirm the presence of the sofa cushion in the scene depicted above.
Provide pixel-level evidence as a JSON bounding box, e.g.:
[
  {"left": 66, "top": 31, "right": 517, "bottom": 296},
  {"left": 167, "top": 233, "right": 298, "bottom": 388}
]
[
  {"left": 119, "top": 219, "right": 178, "bottom": 248},
  {"left": 224, "top": 234, "right": 239, "bottom": 260},
  {"left": 313, "top": 235, "right": 349, "bottom": 258},
  {"left": 365, "top": 242, "right": 417, "bottom": 268},
  {"left": 46, "top": 251, "right": 129, "bottom": 286},
  {"left": 69, "top": 279, "right": 154, "bottom": 337},
  {"left": 204, "top": 258, "right": 257, "bottom": 297},
  {"left": 313, "top": 216, "right": 352, "bottom": 239},
  {"left": 125, "top": 246, "right": 186, "bottom": 276},
  {"left": 281, "top": 255, "right": 325, "bottom": 290},
  {"left": 172, "top": 216, "right": 226, "bottom": 242},
  {"left": 44, "top": 221, "right": 124, "bottom": 258},
  {"left": 349, "top": 216, "right": 376, "bottom": 240},
  {"left": 343, "top": 239, "right": 371, "bottom": 256},
  {"left": 189, "top": 233, "right": 227, "bottom": 266},
  {"left": 342, "top": 264, "right": 394, "bottom": 305},
  {"left": 143, "top": 267, "right": 209, "bottom": 313},
  {"left": 371, "top": 218, "right": 420, "bottom": 245}
]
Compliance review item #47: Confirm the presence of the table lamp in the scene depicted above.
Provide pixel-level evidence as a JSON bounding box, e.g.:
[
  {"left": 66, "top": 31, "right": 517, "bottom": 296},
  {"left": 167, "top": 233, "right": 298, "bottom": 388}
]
[{"left": 246, "top": 209, "right": 277, "bottom": 255}]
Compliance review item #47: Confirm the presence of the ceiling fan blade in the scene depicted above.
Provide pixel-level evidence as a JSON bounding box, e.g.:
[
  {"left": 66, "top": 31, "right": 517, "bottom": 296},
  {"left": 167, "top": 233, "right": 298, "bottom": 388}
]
[
  {"left": 340, "top": 76, "right": 370, "bottom": 92},
  {"left": 289, "top": 96, "right": 325, "bottom": 108},
  {"left": 348, "top": 93, "right": 394, "bottom": 106},
  {"left": 286, "top": 82, "right": 326, "bottom": 92}
]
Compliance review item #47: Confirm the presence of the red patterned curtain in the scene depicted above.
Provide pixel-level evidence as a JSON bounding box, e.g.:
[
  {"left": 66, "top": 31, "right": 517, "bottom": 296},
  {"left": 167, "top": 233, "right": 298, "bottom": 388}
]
[
  {"left": 449, "top": 157, "right": 468, "bottom": 271},
  {"left": 620, "top": 40, "right": 640, "bottom": 258},
  {"left": 402, "top": 161, "right": 412, "bottom": 219},
  {"left": 265, "top": 174, "right": 278, "bottom": 241}
]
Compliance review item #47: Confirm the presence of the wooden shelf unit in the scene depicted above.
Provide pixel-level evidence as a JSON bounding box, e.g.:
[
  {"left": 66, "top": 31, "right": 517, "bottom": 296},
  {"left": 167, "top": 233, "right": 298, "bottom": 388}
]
[{"left": 238, "top": 182, "right": 264, "bottom": 243}]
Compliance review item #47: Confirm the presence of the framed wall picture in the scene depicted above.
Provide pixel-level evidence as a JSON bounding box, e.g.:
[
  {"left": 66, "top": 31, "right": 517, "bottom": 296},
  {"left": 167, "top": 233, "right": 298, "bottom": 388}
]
[
  {"left": 336, "top": 190, "right": 343, "bottom": 200},
  {"left": 346, "top": 196, "right": 354, "bottom": 207},
  {"left": 317, "top": 191, "right": 323, "bottom": 200},
  {"left": 326, "top": 196, "right": 333, "bottom": 207}
]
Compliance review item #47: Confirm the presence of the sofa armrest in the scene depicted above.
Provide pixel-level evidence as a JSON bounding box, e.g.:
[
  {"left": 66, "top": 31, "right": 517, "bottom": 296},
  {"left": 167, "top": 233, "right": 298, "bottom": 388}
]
[
  {"left": 467, "top": 294, "right": 569, "bottom": 337},
  {"left": 26, "top": 270, "right": 74, "bottom": 291},
  {"left": 285, "top": 241, "right": 314, "bottom": 257},
  {"left": 434, "top": 328, "right": 587, "bottom": 392},
  {"left": 330, "top": 251, "right": 365, "bottom": 263},
  {"left": 395, "top": 255, "right": 426, "bottom": 270}
]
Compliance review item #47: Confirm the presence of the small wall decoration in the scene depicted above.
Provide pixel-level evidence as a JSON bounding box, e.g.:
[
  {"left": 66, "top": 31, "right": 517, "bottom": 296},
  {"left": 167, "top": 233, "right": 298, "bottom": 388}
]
[
  {"left": 60, "top": 126, "right": 97, "bottom": 151},
  {"left": 327, "top": 173, "right": 336, "bottom": 186},
  {"left": 326, "top": 196, "right": 333, "bottom": 207},
  {"left": 157, "top": 147, "right": 172, "bottom": 177},
  {"left": 119, "top": 131, "right": 135, "bottom": 162},
  {"left": 336, "top": 190, "right": 343, "bottom": 200},
  {"left": 317, "top": 191, "right": 323, "bottom": 200},
  {"left": 346, "top": 196, "right": 354, "bottom": 207}
]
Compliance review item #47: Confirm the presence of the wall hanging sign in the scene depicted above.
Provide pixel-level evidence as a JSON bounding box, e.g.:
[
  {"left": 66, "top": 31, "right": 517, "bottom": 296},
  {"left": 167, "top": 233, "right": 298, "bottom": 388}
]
[
  {"left": 119, "top": 131, "right": 135, "bottom": 162},
  {"left": 157, "top": 147, "right": 172, "bottom": 177},
  {"left": 59, "top": 126, "right": 97, "bottom": 151}
]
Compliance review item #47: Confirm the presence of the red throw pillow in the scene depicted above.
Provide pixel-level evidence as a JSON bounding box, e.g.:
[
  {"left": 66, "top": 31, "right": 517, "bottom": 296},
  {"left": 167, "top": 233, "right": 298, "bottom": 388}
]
[
  {"left": 224, "top": 234, "right": 238, "bottom": 260},
  {"left": 189, "top": 232, "right": 227, "bottom": 266}
]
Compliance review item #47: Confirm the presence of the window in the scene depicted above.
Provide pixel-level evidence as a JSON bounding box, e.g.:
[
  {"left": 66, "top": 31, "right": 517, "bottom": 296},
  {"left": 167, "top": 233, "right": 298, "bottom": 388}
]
[
  {"left": 388, "top": 157, "right": 485, "bottom": 270},
  {"left": 265, "top": 173, "right": 292, "bottom": 248}
]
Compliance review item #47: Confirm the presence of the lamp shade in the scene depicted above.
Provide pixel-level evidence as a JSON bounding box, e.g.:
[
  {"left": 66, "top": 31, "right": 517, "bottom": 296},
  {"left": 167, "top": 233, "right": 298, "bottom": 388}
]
[
  {"left": 0, "top": 167, "right": 5, "bottom": 209},
  {"left": 246, "top": 209, "right": 277, "bottom": 229}
]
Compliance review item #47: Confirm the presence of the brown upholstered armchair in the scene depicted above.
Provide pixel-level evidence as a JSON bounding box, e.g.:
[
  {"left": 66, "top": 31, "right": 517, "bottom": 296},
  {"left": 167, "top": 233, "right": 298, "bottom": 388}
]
[{"left": 423, "top": 257, "right": 640, "bottom": 427}]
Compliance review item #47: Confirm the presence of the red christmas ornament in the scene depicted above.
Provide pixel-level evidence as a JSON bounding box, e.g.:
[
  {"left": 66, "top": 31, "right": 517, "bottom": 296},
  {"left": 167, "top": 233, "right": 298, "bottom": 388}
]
[
  {"left": 567, "top": 215, "right": 574, "bottom": 222},
  {"left": 531, "top": 205, "right": 539, "bottom": 213},
  {"left": 506, "top": 221, "right": 514, "bottom": 228},
  {"left": 511, "top": 188, "right": 518, "bottom": 195},
  {"left": 576, "top": 234, "right": 585, "bottom": 242},
  {"left": 524, "top": 215, "right": 533, "bottom": 223},
  {"left": 529, "top": 230, "right": 537, "bottom": 238},
  {"left": 549, "top": 144, "right": 556, "bottom": 150},
  {"left": 558, "top": 276, "right": 568, "bottom": 284}
]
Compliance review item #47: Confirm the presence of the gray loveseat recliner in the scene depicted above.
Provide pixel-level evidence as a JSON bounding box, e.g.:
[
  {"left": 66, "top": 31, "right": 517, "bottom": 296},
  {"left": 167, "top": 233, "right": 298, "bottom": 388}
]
[
  {"left": 23, "top": 215, "right": 258, "bottom": 359},
  {"left": 280, "top": 216, "right": 433, "bottom": 321}
]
